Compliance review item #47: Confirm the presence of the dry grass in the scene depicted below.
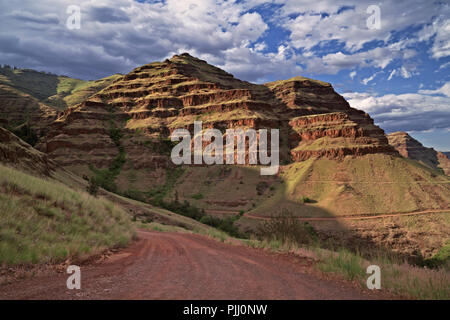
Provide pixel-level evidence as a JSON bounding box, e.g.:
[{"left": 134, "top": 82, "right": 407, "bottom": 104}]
[
  {"left": 0, "top": 164, "right": 135, "bottom": 265},
  {"left": 314, "top": 248, "right": 450, "bottom": 299},
  {"left": 240, "top": 234, "right": 450, "bottom": 299}
]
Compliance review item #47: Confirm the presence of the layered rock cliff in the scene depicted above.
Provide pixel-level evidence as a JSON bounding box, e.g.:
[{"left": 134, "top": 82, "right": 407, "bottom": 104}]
[
  {"left": 39, "top": 53, "right": 396, "bottom": 172},
  {"left": 2, "top": 54, "right": 447, "bottom": 217},
  {"left": 387, "top": 131, "right": 450, "bottom": 175}
]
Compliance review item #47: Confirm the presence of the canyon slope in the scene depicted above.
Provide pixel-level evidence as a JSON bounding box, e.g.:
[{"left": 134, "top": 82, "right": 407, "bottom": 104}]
[{"left": 16, "top": 53, "right": 449, "bottom": 217}]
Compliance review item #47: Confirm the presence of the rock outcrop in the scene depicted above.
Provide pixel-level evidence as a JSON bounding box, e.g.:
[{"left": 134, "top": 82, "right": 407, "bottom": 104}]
[{"left": 387, "top": 131, "right": 450, "bottom": 175}]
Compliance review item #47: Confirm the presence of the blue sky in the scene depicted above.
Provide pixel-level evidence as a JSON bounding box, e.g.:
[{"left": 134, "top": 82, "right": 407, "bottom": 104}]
[{"left": 1, "top": 0, "right": 449, "bottom": 150}]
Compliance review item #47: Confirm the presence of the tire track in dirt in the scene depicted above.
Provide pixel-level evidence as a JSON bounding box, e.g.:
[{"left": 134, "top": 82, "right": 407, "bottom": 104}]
[{"left": 0, "top": 230, "right": 382, "bottom": 300}]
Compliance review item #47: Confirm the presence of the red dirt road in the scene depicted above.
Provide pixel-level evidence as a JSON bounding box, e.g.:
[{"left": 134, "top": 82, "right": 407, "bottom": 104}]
[{"left": 0, "top": 230, "right": 379, "bottom": 300}]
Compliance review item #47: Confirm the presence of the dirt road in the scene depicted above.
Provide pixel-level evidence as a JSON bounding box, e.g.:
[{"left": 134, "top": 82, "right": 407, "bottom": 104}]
[
  {"left": 0, "top": 230, "right": 379, "bottom": 300},
  {"left": 245, "top": 209, "right": 450, "bottom": 221}
]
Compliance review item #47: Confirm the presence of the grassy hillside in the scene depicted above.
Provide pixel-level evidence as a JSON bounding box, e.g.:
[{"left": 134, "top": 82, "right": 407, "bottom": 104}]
[
  {"left": 0, "top": 66, "right": 121, "bottom": 110},
  {"left": 142, "top": 154, "right": 449, "bottom": 219},
  {"left": 0, "top": 164, "right": 135, "bottom": 265},
  {"left": 253, "top": 154, "right": 450, "bottom": 217}
]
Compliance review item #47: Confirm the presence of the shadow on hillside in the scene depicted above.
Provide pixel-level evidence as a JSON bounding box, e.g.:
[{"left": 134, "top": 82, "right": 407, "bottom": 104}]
[{"left": 221, "top": 165, "right": 436, "bottom": 267}]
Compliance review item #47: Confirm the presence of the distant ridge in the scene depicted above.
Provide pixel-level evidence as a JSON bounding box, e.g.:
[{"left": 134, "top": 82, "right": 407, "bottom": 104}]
[{"left": 387, "top": 131, "right": 450, "bottom": 176}]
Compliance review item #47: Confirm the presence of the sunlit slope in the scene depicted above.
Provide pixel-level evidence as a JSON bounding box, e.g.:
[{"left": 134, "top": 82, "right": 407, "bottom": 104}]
[
  {"left": 258, "top": 154, "right": 450, "bottom": 216},
  {"left": 163, "top": 154, "right": 450, "bottom": 217}
]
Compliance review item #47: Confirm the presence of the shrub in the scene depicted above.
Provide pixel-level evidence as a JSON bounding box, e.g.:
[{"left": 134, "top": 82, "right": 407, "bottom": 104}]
[
  {"left": 300, "top": 196, "right": 314, "bottom": 203},
  {"left": 257, "top": 209, "right": 317, "bottom": 246},
  {"left": 109, "top": 120, "right": 123, "bottom": 146},
  {"left": 122, "top": 189, "right": 146, "bottom": 202},
  {"left": 86, "top": 179, "right": 99, "bottom": 197},
  {"left": 10, "top": 123, "right": 38, "bottom": 146},
  {"left": 191, "top": 193, "right": 204, "bottom": 200}
]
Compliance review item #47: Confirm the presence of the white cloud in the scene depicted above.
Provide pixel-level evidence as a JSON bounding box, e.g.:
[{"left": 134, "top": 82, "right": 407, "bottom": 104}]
[
  {"left": 274, "top": 0, "right": 447, "bottom": 75},
  {"left": 362, "top": 74, "right": 375, "bottom": 85},
  {"left": 387, "top": 66, "right": 415, "bottom": 80},
  {"left": 418, "top": 16, "right": 450, "bottom": 59},
  {"left": 387, "top": 69, "right": 396, "bottom": 81},
  {"left": 302, "top": 41, "right": 415, "bottom": 74},
  {"left": 419, "top": 82, "right": 450, "bottom": 97},
  {"left": 343, "top": 85, "right": 450, "bottom": 132},
  {"left": 400, "top": 66, "right": 412, "bottom": 79},
  {"left": 349, "top": 71, "right": 356, "bottom": 79},
  {"left": 0, "top": 0, "right": 280, "bottom": 81},
  {"left": 437, "top": 61, "right": 450, "bottom": 71},
  {"left": 280, "top": 0, "right": 446, "bottom": 53}
]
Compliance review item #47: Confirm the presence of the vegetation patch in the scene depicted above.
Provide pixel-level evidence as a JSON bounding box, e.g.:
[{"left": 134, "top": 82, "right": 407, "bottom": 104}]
[
  {"left": 89, "top": 121, "right": 126, "bottom": 193},
  {"left": 423, "top": 241, "right": 450, "bottom": 269},
  {"left": 257, "top": 210, "right": 317, "bottom": 246},
  {"left": 151, "top": 197, "right": 246, "bottom": 238},
  {"left": 5, "top": 123, "right": 38, "bottom": 146}
]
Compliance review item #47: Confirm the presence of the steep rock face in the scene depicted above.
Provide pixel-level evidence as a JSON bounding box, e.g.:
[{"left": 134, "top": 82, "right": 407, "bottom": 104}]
[
  {"left": 387, "top": 131, "right": 450, "bottom": 175},
  {"left": 40, "top": 53, "right": 395, "bottom": 173}
]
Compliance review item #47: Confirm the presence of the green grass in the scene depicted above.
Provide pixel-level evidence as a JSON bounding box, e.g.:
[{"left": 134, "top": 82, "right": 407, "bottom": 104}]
[
  {"left": 0, "top": 164, "right": 135, "bottom": 265},
  {"left": 424, "top": 241, "right": 450, "bottom": 269},
  {"left": 259, "top": 236, "right": 450, "bottom": 299},
  {"left": 316, "top": 248, "right": 366, "bottom": 281},
  {"left": 148, "top": 167, "right": 185, "bottom": 203}
]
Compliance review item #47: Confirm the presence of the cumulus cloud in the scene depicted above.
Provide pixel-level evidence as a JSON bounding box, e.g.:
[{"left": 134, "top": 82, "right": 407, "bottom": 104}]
[
  {"left": 303, "top": 43, "right": 409, "bottom": 75},
  {"left": 0, "top": 0, "right": 278, "bottom": 81},
  {"left": 279, "top": 0, "right": 446, "bottom": 52},
  {"left": 343, "top": 84, "right": 450, "bottom": 132},
  {"left": 0, "top": 0, "right": 448, "bottom": 83}
]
